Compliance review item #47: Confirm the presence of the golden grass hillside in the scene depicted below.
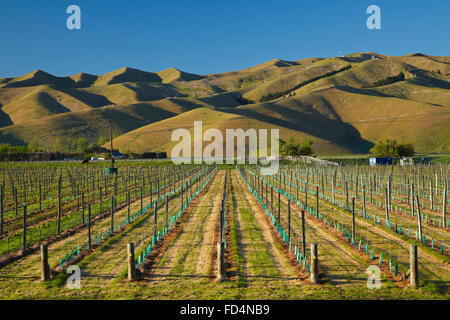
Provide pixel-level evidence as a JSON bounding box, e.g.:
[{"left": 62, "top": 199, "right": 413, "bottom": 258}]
[
  {"left": 111, "top": 107, "right": 364, "bottom": 155},
  {"left": 0, "top": 98, "right": 202, "bottom": 150},
  {"left": 0, "top": 52, "right": 449, "bottom": 154}
]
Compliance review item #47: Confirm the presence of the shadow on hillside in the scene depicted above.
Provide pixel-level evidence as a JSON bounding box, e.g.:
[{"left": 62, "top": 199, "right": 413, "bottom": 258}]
[
  {"left": 4, "top": 70, "right": 76, "bottom": 88},
  {"left": 409, "top": 71, "right": 450, "bottom": 90},
  {"left": 124, "top": 83, "right": 184, "bottom": 101},
  {"left": 168, "top": 98, "right": 204, "bottom": 111},
  {"left": 90, "top": 104, "right": 177, "bottom": 132},
  {"left": 0, "top": 130, "right": 26, "bottom": 146},
  {"left": 0, "top": 104, "right": 13, "bottom": 127},
  {"left": 38, "top": 92, "right": 71, "bottom": 114},
  {"left": 335, "top": 85, "right": 398, "bottom": 98},
  {"left": 54, "top": 86, "right": 113, "bottom": 107},
  {"left": 199, "top": 91, "right": 243, "bottom": 108},
  {"left": 223, "top": 104, "right": 374, "bottom": 153}
]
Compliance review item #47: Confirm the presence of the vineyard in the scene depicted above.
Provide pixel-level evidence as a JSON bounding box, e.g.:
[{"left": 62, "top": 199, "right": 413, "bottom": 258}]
[{"left": 0, "top": 161, "right": 448, "bottom": 299}]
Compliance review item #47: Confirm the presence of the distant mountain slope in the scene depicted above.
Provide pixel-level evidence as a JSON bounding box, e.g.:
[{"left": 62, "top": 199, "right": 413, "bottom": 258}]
[
  {"left": 0, "top": 98, "right": 201, "bottom": 149},
  {"left": 93, "top": 67, "right": 162, "bottom": 86},
  {"left": 156, "top": 68, "right": 204, "bottom": 83},
  {"left": 0, "top": 52, "right": 449, "bottom": 154},
  {"left": 112, "top": 107, "right": 354, "bottom": 155}
]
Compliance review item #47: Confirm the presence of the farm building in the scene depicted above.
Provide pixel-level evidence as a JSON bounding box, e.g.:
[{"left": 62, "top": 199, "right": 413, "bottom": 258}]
[{"left": 369, "top": 157, "right": 392, "bottom": 166}]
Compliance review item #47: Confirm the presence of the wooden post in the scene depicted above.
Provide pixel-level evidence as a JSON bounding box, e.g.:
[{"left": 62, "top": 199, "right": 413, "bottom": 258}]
[
  {"left": 310, "top": 243, "right": 318, "bottom": 284},
  {"left": 288, "top": 172, "right": 292, "bottom": 198},
  {"left": 217, "top": 240, "right": 224, "bottom": 282},
  {"left": 332, "top": 170, "right": 336, "bottom": 204},
  {"left": 385, "top": 188, "right": 389, "bottom": 222},
  {"left": 39, "top": 181, "right": 42, "bottom": 213},
  {"left": 352, "top": 197, "right": 356, "bottom": 242},
  {"left": 127, "top": 242, "right": 135, "bottom": 281},
  {"left": 410, "top": 244, "right": 418, "bottom": 288},
  {"left": 157, "top": 179, "right": 160, "bottom": 201},
  {"left": 287, "top": 199, "right": 291, "bottom": 242},
  {"left": 81, "top": 192, "right": 85, "bottom": 224},
  {"left": 127, "top": 190, "right": 130, "bottom": 222},
  {"left": 370, "top": 177, "right": 373, "bottom": 203},
  {"left": 271, "top": 186, "right": 273, "bottom": 211},
  {"left": 305, "top": 182, "right": 308, "bottom": 209},
  {"left": 277, "top": 191, "right": 281, "bottom": 222},
  {"left": 154, "top": 201, "right": 158, "bottom": 237},
  {"left": 110, "top": 196, "right": 114, "bottom": 234},
  {"left": 150, "top": 182, "right": 153, "bottom": 205},
  {"left": 57, "top": 175, "right": 62, "bottom": 235},
  {"left": 430, "top": 181, "right": 433, "bottom": 211},
  {"left": 345, "top": 181, "right": 349, "bottom": 209},
  {"left": 363, "top": 184, "right": 366, "bottom": 218},
  {"left": 15, "top": 189, "right": 18, "bottom": 217},
  {"left": 219, "top": 207, "right": 224, "bottom": 243},
  {"left": 316, "top": 185, "right": 319, "bottom": 216},
  {"left": 88, "top": 204, "right": 92, "bottom": 250},
  {"left": 41, "top": 244, "right": 50, "bottom": 281},
  {"left": 443, "top": 182, "right": 447, "bottom": 229},
  {"left": 100, "top": 187, "right": 103, "bottom": 214},
  {"left": 301, "top": 210, "right": 306, "bottom": 256},
  {"left": 23, "top": 205, "right": 27, "bottom": 253},
  {"left": 416, "top": 195, "right": 423, "bottom": 240},
  {"left": 265, "top": 180, "right": 268, "bottom": 205},
  {"left": 181, "top": 183, "right": 184, "bottom": 210},
  {"left": 388, "top": 178, "right": 391, "bottom": 210},
  {"left": 0, "top": 184, "right": 3, "bottom": 238},
  {"left": 140, "top": 186, "right": 143, "bottom": 215},
  {"left": 165, "top": 195, "right": 169, "bottom": 229}
]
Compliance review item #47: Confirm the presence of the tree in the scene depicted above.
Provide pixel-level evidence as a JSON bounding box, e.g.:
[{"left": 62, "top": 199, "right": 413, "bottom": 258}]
[
  {"left": 397, "top": 143, "right": 415, "bottom": 157},
  {"left": 98, "top": 136, "right": 109, "bottom": 147},
  {"left": 370, "top": 139, "right": 415, "bottom": 157},
  {"left": 372, "top": 72, "right": 405, "bottom": 87},
  {"left": 53, "top": 137, "right": 77, "bottom": 153},
  {"left": 62, "top": 137, "right": 75, "bottom": 153},
  {"left": 298, "top": 139, "right": 314, "bottom": 156},
  {"left": 53, "top": 137, "right": 63, "bottom": 152},
  {"left": 280, "top": 137, "right": 314, "bottom": 156},
  {"left": 76, "top": 137, "right": 88, "bottom": 154},
  {"left": 27, "top": 139, "right": 40, "bottom": 152}
]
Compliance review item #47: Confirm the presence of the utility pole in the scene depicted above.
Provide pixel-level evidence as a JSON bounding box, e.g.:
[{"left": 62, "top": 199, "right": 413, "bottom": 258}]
[{"left": 109, "top": 120, "right": 114, "bottom": 169}]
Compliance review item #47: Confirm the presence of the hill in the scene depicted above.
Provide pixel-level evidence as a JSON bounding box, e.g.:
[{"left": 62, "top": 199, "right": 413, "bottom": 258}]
[{"left": 0, "top": 52, "right": 449, "bottom": 154}]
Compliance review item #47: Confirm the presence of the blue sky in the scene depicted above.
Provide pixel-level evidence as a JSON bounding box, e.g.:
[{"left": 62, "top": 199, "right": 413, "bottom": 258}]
[{"left": 0, "top": 0, "right": 448, "bottom": 78}]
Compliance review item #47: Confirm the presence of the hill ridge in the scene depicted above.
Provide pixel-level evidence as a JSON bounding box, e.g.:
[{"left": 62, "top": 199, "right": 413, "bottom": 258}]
[{"left": 0, "top": 52, "right": 449, "bottom": 154}]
